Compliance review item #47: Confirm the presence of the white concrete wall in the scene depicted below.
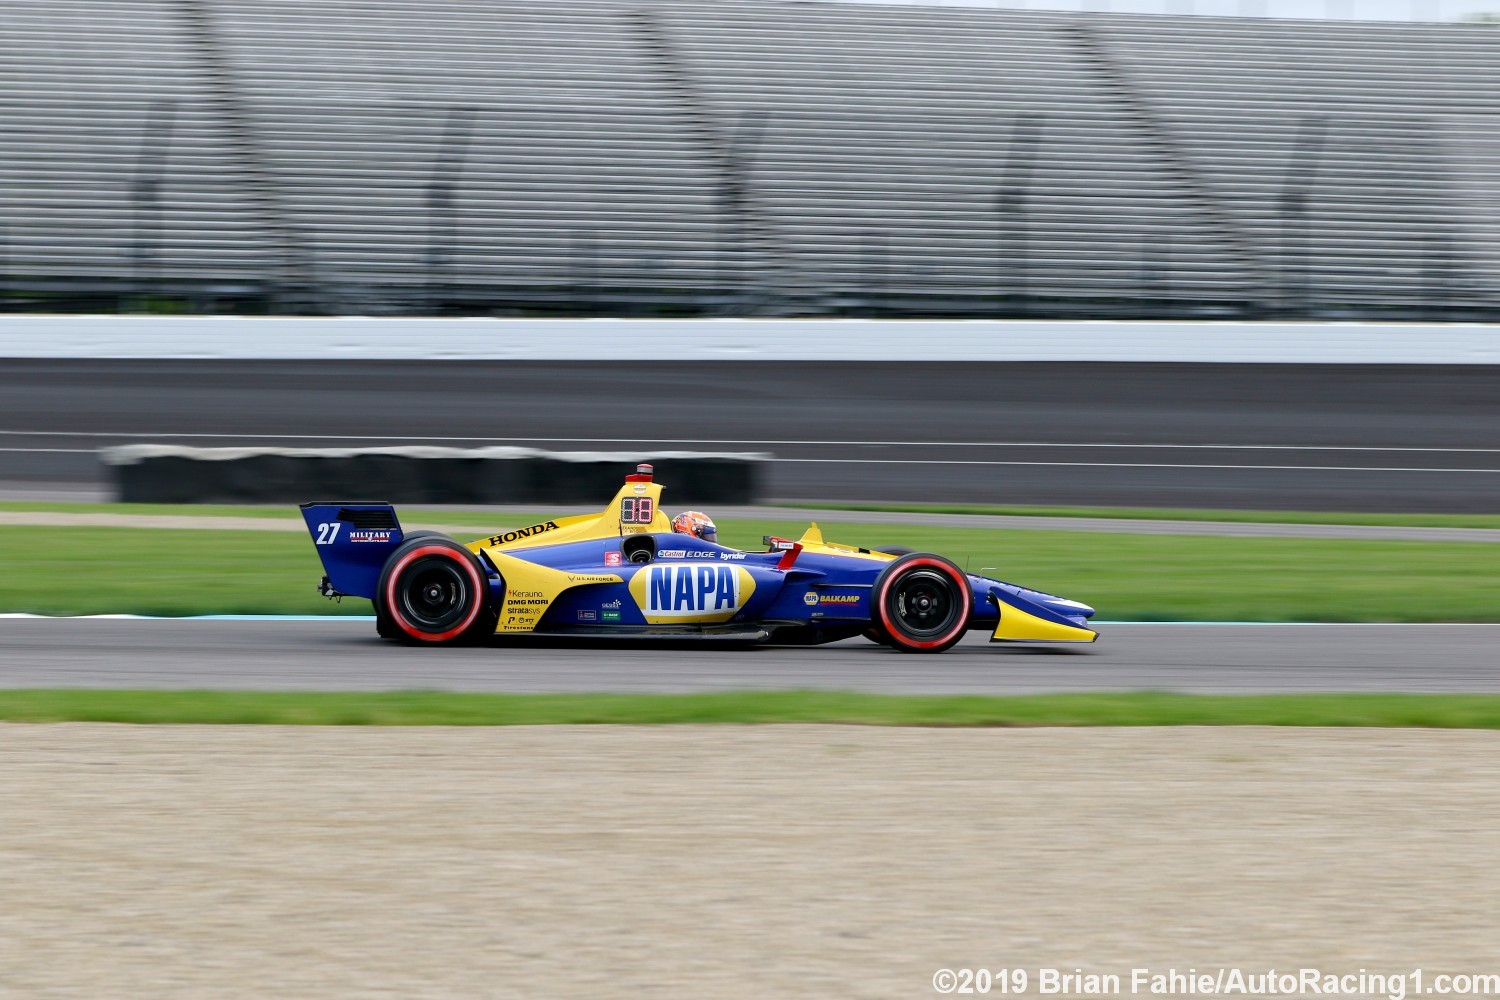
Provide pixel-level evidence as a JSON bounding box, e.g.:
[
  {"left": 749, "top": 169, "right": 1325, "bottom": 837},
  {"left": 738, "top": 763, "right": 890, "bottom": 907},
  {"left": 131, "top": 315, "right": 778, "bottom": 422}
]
[{"left": 3, "top": 315, "right": 1498, "bottom": 363}]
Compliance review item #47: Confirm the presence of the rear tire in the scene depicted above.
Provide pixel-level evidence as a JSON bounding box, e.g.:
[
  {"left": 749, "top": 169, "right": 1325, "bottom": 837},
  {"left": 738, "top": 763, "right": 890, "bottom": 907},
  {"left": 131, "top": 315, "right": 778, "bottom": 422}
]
[
  {"left": 870, "top": 553, "right": 972, "bottom": 653},
  {"left": 373, "top": 530, "right": 441, "bottom": 640},
  {"left": 376, "top": 535, "right": 497, "bottom": 645}
]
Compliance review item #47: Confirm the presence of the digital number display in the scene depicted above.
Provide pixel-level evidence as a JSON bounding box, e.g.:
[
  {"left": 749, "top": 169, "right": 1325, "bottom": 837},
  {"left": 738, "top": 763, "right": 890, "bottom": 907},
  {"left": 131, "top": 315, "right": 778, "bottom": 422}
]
[{"left": 620, "top": 497, "right": 655, "bottom": 524}]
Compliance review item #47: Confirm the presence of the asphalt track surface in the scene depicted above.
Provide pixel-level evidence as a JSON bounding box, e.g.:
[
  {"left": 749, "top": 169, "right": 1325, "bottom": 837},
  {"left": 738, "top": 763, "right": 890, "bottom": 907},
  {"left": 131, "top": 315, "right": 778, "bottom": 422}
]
[
  {"left": 2, "top": 360, "right": 1498, "bottom": 511},
  {"left": 4, "top": 618, "right": 1498, "bottom": 694}
]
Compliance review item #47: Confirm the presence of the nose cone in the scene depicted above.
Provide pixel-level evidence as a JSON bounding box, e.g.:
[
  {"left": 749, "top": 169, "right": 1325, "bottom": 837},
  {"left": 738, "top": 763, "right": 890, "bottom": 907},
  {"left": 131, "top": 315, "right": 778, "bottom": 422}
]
[
  {"left": 1012, "top": 587, "right": 1094, "bottom": 621},
  {"left": 1049, "top": 597, "right": 1096, "bottom": 619}
]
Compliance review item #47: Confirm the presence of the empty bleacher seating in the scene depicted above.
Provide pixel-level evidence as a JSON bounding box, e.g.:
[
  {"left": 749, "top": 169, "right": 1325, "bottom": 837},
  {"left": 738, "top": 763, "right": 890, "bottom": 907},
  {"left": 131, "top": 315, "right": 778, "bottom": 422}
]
[{"left": 0, "top": 0, "right": 1496, "bottom": 318}]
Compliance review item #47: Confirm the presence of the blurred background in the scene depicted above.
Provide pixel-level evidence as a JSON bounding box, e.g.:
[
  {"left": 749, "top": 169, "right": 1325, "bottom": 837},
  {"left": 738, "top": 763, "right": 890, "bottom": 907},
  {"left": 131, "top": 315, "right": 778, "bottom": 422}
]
[
  {"left": 1, "top": 0, "right": 1497, "bottom": 515},
  {"left": 2, "top": 0, "right": 1498, "bottom": 321}
]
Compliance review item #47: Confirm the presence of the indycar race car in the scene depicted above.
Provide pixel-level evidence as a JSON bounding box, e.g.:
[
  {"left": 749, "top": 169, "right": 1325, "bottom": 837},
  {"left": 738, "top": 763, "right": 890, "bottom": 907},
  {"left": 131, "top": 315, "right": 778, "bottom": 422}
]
[{"left": 301, "top": 464, "right": 1097, "bottom": 651}]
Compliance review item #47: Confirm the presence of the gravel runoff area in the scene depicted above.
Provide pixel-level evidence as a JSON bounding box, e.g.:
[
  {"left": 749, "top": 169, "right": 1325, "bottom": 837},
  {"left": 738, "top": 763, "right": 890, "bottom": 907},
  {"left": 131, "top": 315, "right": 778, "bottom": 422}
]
[{"left": 3, "top": 725, "right": 1498, "bottom": 999}]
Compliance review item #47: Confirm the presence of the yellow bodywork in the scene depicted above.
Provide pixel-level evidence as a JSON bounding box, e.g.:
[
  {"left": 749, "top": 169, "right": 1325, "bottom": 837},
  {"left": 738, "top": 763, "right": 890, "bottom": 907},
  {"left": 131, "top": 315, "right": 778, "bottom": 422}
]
[
  {"left": 991, "top": 597, "right": 1098, "bottom": 643},
  {"left": 467, "top": 477, "right": 666, "bottom": 633},
  {"left": 793, "top": 522, "right": 896, "bottom": 563}
]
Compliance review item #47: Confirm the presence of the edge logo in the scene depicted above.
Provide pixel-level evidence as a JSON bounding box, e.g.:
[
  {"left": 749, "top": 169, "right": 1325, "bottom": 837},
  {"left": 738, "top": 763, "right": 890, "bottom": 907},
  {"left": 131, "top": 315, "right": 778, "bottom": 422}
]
[{"left": 486, "top": 521, "right": 559, "bottom": 546}]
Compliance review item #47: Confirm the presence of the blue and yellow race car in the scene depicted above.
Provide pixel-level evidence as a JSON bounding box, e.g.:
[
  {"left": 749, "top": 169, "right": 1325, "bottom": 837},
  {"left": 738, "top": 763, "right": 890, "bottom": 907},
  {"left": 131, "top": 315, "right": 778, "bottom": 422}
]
[{"left": 301, "top": 464, "right": 1097, "bottom": 652}]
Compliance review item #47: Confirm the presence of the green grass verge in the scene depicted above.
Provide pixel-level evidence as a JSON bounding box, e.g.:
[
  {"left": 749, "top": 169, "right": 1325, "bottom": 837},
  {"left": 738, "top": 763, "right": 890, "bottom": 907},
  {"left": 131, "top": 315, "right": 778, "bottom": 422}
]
[
  {"left": 2, "top": 520, "right": 1497, "bottom": 620},
  {"left": 3, "top": 689, "right": 1500, "bottom": 728},
  {"left": 0, "top": 500, "right": 550, "bottom": 525},
  {"left": 779, "top": 501, "right": 1500, "bottom": 529}
]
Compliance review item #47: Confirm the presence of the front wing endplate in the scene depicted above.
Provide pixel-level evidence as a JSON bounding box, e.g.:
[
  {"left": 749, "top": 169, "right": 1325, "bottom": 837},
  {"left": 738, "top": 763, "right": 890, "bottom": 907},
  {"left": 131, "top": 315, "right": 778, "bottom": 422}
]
[{"left": 989, "top": 588, "right": 1097, "bottom": 643}]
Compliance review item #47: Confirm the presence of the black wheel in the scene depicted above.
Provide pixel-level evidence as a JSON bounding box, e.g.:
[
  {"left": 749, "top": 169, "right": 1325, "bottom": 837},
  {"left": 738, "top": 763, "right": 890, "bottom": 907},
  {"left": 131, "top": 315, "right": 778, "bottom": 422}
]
[
  {"left": 870, "top": 553, "right": 973, "bottom": 653},
  {"left": 376, "top": 535, "right": 497, "bottom": 645},
  {"left": 372, "top": 530, "right": 441, "bottom": 640},
  {"left": 878, "top": 545, "right": 915, "bottom": 557}
]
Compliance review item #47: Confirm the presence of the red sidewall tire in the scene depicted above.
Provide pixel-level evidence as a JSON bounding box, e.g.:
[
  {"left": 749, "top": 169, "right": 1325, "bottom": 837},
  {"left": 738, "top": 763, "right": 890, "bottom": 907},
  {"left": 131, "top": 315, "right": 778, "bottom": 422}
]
[
  {"left": 382, "top": 543, "right": 487, "bottom": 644},
  {"left": 872, "top": 554, "right": 973, "bottom": 653}
]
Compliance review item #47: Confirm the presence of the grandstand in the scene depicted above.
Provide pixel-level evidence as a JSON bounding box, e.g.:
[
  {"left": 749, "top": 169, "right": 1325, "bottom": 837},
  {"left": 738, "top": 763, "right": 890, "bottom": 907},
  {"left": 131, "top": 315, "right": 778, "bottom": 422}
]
[{"left": 0, "top": 0, "right": 1496, "bottom": 319}]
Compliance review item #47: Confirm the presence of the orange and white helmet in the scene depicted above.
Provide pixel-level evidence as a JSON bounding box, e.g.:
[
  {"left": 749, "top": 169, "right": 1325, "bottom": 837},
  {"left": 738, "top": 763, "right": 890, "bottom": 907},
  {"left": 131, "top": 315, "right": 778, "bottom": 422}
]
[{"left": 671, "top": 510, "right": 717, "bottom": 543}]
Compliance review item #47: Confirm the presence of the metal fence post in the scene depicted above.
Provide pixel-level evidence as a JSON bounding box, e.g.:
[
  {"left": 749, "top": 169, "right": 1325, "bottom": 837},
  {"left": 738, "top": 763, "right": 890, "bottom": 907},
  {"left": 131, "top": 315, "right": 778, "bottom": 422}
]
[
  {"left": 573, "top": 228, "right": 597, "bottom": 314},
  {"left": 427, "top": 106, "right": 475, "bottom": 313},
  {"left": 1279, "top": 115, "right": 1327, "bottom": 318},
  {"left": 1140, "top": 230, "right": 1172, "bottom": 316},
  {"left": 864, "top": 230, "right": 888, "bottom": 316},
  {"left": 996, "top": 114, "right": 1042, "bottom": 317},
  {"left": 1424, "top": 234, "right": 1451, "bottom": 318},
  {"left": 131, "top": 101, "right": 176, "bottom": 310},
  {"left": 719, "top": 109, "right": 765, "bottom": 315}
]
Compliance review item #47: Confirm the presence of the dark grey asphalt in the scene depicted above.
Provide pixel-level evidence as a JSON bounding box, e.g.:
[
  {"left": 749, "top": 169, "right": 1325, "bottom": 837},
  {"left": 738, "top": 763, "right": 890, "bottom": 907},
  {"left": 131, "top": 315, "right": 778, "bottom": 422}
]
[
  {"left": 2, "top": 619, "right": 1497, "bottom": 694},
  {"left": 1, "top": 360, "right": 1497, "bottom": 511}
]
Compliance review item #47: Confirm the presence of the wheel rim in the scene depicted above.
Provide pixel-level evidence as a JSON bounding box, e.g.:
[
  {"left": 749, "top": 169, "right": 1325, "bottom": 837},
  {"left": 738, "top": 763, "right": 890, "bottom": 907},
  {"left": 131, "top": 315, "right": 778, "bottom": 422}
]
[
  {"left": 886, "top": 569, "right": 961, "bottom": 640},
  {"left": 397, "top": 557, "right": 470, "bottom": 632}
]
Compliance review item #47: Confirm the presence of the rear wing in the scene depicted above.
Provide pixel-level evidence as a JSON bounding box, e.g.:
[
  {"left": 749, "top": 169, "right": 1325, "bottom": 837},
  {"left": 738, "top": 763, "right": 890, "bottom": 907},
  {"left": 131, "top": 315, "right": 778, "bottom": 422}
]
[{"left": 299, "top": 502, "right": 405, "bottom": 599}]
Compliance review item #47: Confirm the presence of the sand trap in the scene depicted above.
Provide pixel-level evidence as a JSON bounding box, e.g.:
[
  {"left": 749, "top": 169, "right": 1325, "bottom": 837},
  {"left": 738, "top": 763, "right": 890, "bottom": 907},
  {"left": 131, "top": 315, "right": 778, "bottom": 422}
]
[{"left": 2, "top": 724, "right": 1497, "bottom": 998}]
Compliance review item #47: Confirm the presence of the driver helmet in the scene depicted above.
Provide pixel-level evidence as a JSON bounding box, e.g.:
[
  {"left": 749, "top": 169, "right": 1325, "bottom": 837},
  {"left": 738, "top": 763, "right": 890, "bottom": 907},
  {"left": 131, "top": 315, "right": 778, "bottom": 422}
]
[{"left": 671, "top": 510, "right": 718, "bottom": 544}]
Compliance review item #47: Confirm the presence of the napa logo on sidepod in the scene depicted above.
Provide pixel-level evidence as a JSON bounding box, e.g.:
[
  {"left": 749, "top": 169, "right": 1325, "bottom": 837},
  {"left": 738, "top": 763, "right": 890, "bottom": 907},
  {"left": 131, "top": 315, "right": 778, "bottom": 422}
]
[{"left": 628, "top": 564, "right": 756, "bottom": 624}]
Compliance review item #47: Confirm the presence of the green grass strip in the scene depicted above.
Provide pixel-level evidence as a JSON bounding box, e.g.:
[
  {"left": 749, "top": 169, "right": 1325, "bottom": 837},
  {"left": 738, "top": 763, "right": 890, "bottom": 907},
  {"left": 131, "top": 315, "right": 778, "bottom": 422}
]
[
  {"left": 779, "top": 501, "right": 1500, "bottom": 529},
  {"left": 3, "top": 690, "right": 1500, "bottom": 728},
  {"left": 0, "top": 500, "right": 551, "bottom": 525},
  {"left": 3, "top": 522, "right": 1498, "bottom": 621}
]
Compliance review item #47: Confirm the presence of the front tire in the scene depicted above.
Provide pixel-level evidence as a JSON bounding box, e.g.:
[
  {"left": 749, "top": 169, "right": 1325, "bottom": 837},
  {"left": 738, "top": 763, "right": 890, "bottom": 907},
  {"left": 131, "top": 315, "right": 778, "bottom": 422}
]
[
  {"left": 870, "top": 553, "right": 973, "bottom": 653},
  {"left": 377, "top": 535, "right": 496, "bottom": 645},
  {"left": 863, "top": 546, "right": 917, "bottom": 645}
]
